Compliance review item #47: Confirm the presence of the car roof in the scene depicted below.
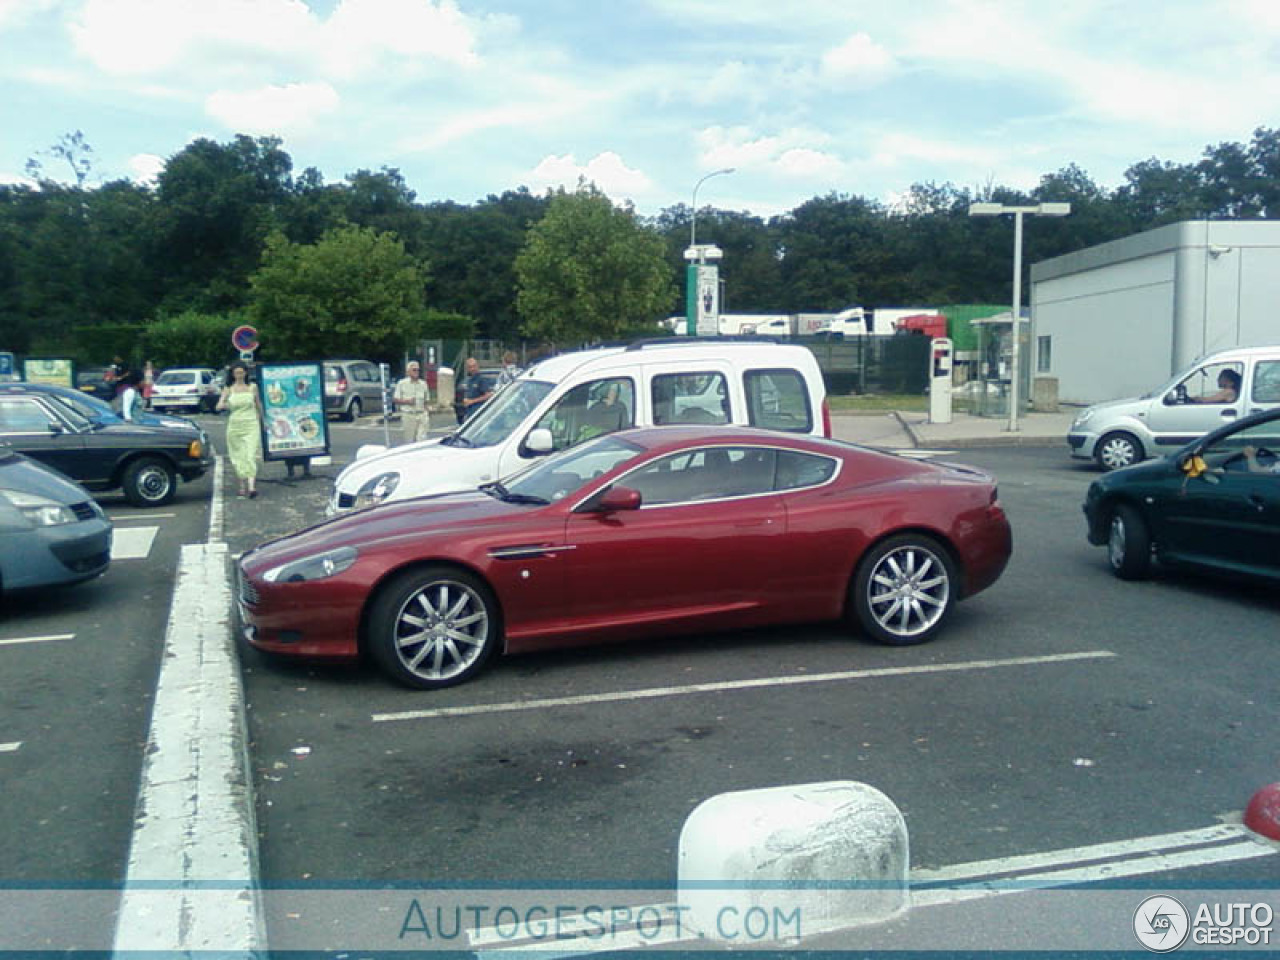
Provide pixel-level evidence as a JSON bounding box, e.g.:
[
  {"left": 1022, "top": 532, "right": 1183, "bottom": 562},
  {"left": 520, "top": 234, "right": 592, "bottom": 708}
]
[
  {"left": 607, "top": 424, "right": 838, "bottom": 456},
  {"left": 1199, "top": 343, "right": 1280, "bottom": 364}
]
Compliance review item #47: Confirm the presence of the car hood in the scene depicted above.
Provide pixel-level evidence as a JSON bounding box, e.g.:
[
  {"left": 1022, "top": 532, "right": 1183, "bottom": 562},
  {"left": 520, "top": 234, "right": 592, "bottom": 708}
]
[
  {"left": 0, "top": 450, "right": 97, "bottom": 503},
  {"left": 93, "top": 420, "right": 198, "bottom": 441},
  {"left": 335, "top": 437, "right": 498, "bottom": 497},
  {"left": 244, "top": 489, "right": 533, "bottom": 571},
  {"left": 1074, "top": 396, "right": 1146, "bottom": 423}
]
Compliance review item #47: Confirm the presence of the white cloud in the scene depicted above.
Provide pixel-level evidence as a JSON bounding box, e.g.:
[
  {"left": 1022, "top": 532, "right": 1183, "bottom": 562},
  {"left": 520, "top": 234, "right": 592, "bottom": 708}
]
[
  {"left": 820, "top": 32, "right": 895, "bottom": 84},
  {"left": 776, "top": 148, "right": 844, "bottom": 179},
  {"left": 321, "top": 0, "right": 479, "bottom": 76},
  {"left": 0, "top": 0, "right": 57, "bottom": 31},
  {"left": 205, "top": 82, "right": 340, "bottom": 137},
  {"left": 527, "top": 151, "right": 653, "bottom": 202},
  {"left": 127, "top": 152, "right": 165, "bottom": 185},
  {"left": 696, "top": 126, "right": 840, "bottom": 182}
]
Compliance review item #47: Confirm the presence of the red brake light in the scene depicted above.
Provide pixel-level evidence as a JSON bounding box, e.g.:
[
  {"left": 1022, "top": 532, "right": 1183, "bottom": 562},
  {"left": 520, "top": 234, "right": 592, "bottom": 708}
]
[{"left": 337, "top": 377, "right": 348, "bottom": 393}]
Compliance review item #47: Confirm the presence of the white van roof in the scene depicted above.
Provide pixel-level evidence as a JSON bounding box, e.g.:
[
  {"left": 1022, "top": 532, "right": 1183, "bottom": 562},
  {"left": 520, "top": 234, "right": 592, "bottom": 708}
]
[{"left": 520, "top": 339, "right": 814, "bottom": 383}]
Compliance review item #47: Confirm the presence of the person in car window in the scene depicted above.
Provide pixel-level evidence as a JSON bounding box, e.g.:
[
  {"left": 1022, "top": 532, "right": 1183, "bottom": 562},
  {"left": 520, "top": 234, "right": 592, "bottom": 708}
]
[
  {"left": 1243, "top": 445, "right": 1280, "bottom": 474},
  {"left": 1199, "top": 368, "right": 1241, "bottom": 404}
]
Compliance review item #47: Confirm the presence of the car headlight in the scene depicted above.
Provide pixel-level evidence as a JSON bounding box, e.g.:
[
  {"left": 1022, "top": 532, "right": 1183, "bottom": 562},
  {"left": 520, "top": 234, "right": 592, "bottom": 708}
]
[
  {"left": 262, "top": 546, "right": 359, "bottom": 583},
  {"left": 1072, "top": 409, "right": 1094, "bottom": 429},
  {"left": 2, "top": 490, "right": 78, "bottom": 527},
  {"left": 354, "top": 472, "right": 400, "bottom": 509}
]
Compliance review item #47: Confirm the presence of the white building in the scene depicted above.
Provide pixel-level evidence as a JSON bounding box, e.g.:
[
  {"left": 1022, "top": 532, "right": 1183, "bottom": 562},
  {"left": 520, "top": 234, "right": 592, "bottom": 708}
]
[{"left": 1030, "top": 220, "right": 1280, "bottom": 404}]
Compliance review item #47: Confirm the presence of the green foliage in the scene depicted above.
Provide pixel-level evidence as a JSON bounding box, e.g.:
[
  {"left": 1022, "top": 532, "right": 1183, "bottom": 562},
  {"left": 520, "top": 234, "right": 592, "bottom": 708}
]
[
  {"left": 406, "top": 309, "right": 477, "bottom": 341},
  {"left": 141, "top": 310, "right": 243, "bottom": 368},
  {"left": 515, "top": 186, "right": 674, "bottom": 343},
  {"left": 62, "top": 323, "right": 149, "bottom": 365},
  {"left": 248, "top": 225, "right": 428, "bottom": 361}
]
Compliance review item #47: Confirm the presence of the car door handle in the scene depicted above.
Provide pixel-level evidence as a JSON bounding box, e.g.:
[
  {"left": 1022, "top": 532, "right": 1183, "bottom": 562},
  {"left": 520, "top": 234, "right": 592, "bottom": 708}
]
[
  {"left": 1249, "top": 495, "right": 1266, "bottom": 512},
  {"left": 734, "top": 518, "right": 775, "bottom": 528},
  {"left": 1221, "top": 409, "right": 1238, "bottom": 418}
]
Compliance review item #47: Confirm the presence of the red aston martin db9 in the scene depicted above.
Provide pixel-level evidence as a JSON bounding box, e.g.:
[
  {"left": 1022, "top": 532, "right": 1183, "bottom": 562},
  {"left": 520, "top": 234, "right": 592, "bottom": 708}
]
[{"left": 237, "top": 426, "right": 1011, "bottom": 689}]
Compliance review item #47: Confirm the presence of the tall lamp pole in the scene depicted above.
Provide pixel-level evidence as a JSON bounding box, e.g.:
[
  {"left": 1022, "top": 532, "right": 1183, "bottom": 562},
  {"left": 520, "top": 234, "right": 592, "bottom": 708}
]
[
  {"left": 685, "top": 168, "right": 734, "bottom": 335},
  {"left": 968, "top": 201, "right": 1071, "bottom": 432}
]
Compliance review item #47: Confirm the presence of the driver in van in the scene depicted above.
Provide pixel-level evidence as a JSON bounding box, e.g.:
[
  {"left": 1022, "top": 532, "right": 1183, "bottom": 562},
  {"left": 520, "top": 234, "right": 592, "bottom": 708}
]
[{"left": 1198, "top": 368, "right": 1241, "bottom": 404}]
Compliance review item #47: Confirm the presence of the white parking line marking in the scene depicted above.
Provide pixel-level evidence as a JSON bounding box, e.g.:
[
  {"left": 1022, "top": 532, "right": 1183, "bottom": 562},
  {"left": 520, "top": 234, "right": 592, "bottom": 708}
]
[
  {"left": 0, "top": 742, "right": 21, "bottom": 753},
  {"left": 897, "top": 449, "right": 957, "bottom": 459},
  {"left": 372, "top": 650, "right": 1116, "bottom": 724},
  {"left": 471, "top": 823, "right": 1278, "bottom": 955},
  {"left": 109, "top": 512, "right": 177, "bottom": 521},
  {"left": 110, "top": 526, "right": 158, "bottom": 560},
  {"left": 0, "top": 634, "right": 74, "bottom": 647}
]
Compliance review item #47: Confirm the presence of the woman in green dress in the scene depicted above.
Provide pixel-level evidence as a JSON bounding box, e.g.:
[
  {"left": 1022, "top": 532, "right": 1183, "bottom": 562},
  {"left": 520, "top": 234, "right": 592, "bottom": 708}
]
[{"left": 216, "top": 361, "right": 263, "bottom": 498}]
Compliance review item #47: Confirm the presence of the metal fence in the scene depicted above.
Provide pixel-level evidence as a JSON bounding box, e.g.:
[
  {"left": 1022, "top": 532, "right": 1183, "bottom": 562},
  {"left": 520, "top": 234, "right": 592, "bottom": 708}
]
[{"left": 803, "top": 334, "right": 931, "bottom": 396}]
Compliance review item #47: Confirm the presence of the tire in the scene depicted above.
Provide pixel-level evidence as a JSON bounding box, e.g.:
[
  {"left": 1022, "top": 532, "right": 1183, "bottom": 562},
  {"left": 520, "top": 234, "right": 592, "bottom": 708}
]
[
  {"left": 345, "top": 397, "right": 362, "bottom": 422},
  {"left": 1107, "top": 503, "right": 1152, "bottom": 580},
  {"left": 122, "top": 457, "right": 176, "bottom": 507},
  {"left": 852, "top": 534, "right": 956, "bottom": 646},
  {"left": 368, "top": 566, "right": 500, "bottom": 689},
  {"left": 1095, "top": 431, "right": 1142, "bottom": 471}
]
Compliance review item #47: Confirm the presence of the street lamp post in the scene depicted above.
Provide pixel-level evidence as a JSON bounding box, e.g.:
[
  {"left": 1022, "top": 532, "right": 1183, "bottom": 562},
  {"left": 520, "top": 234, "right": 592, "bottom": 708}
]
[
  {"left": 968, "top": 201, "right": 1071, "bottom": 432},
  {"left": 686, "top": 169, "right": 734, "bottom": 336},
  {"left": 690, "top": 167, "right": 735, "bottom": 249}
]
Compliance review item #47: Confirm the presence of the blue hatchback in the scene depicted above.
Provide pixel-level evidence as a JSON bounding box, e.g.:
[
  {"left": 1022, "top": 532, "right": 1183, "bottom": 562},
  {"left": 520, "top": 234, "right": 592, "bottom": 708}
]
[{"left": 0, "top": 443, "right": 112, "bottom": 595}]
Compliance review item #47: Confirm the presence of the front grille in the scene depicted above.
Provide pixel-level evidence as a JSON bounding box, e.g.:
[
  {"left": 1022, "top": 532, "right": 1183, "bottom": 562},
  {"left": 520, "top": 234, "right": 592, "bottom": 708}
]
[
  {"left": 70, "top": 501, "right": 98, "bottom": 521},
  {"left": 237, "top": 566, "right": 260, "bottom": 606}
]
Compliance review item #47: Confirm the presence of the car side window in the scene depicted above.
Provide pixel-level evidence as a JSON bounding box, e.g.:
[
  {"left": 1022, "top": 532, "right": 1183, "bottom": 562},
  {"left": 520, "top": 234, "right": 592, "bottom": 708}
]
[
  {"left": 533, "top": 378, "right": 634, "bottom": 452},
  {"left": 623, "top": 446, "right": 777, "bottom": 505},
  {"left": 0, "top": 397, "right": 59, "bottom": 433},
  {"left": 651, "top": 372, "right": 729, "bottom": 425},
  {"left": 1170, "top": 362, "right": 1242, "bottom": 405},
  {"left": 775, "top": 450, "right": 837, "bottom": 490},
  {"left": 745, "top": 370, "right": 813, "bottom": 433},
  {"left": 1252, "top": 361, "right": 1280, "bottom": 404}
]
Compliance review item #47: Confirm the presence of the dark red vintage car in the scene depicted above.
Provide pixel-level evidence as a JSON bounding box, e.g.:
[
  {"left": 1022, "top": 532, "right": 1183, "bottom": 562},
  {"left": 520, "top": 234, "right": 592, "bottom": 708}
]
[{"left": 237, "top": 426, "right": 1011, "bottom": 689}]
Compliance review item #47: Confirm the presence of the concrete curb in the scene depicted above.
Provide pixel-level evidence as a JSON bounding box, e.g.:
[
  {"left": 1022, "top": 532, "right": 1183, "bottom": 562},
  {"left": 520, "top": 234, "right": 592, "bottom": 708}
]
[
  {"left": 112, "top": 541, "right": 264, "bottom": 953},
  {"left": 677, "top": 781, "right": 909, "bottom": 941}
]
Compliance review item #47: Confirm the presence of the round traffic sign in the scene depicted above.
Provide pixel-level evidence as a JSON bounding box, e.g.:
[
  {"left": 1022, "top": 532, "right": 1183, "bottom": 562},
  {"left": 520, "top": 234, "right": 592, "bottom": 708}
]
[{"left": 231, "top": 325, "right": 259, "bottom": 352}]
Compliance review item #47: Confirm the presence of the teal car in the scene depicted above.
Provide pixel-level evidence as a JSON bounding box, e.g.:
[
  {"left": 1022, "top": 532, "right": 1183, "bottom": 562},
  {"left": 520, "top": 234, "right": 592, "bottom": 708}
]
[{"left": 1084, "top": 407, "right": 1280, "bottom": 581}]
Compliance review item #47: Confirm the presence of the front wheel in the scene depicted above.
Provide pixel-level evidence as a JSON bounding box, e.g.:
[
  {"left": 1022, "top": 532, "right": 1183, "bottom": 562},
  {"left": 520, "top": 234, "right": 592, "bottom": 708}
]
[
  {"left": 368, "top": 566, "right": 500, "bottom": 689},
  {"left": 122, "top": 457, "right": 176, "bottom": 507},
  {"left": 1095, "top": 432, "right": 1142, "bottom": 471},
  {"left": 851, "top": 534, "right": 956, "bottom": 646},
  {"left": 1107, "top": 503, "right": 1152, "bottom": 580}
]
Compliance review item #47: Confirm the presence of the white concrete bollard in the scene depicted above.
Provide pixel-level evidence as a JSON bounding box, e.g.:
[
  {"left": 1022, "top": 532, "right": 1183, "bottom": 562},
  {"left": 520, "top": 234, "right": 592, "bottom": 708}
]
[{"left": 677, "top": 781, "right": 908, "bottom": 943}]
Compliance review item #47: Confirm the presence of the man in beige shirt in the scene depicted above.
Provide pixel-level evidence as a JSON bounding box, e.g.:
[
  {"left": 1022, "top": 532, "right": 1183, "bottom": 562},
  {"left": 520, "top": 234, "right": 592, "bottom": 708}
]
[{"left": 393, "top": 361, "right": 431, "bottom": 444}]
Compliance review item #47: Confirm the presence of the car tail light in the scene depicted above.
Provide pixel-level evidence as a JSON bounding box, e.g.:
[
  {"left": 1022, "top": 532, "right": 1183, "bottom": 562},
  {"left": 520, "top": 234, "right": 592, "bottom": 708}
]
[
  {"left": 337, "top": 377, "right": 348, "bottom": 394},
  {"left": 821, "top": 398, "right": 832, "bottom": 438}
]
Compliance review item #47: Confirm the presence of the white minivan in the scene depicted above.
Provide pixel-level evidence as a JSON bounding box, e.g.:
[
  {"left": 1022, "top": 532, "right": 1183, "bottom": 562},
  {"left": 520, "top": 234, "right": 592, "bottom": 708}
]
[
  {"left": 1068, "top": 343, "right": 1280, "bottom": 470},
  {"left": 329, "top": 340, "right": 829, "bottom": 513}
]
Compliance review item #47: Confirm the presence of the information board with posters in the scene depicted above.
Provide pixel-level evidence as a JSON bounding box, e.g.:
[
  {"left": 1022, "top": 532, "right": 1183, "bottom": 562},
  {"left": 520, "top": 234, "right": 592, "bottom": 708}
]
[
  {"left": 256, "top": 362, "right": 329, "bottom": 461},
  {"left": 23, "top": 358, "right": 75, "bottom": 387}
]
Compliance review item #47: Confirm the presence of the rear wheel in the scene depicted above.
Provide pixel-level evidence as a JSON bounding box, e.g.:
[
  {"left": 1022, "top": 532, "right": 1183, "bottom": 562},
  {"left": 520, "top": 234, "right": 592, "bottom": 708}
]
[
  {"left": 122, "top": 457, "right": 176, "bottom": 507},
  {"left": 851, "top": 534, "right": 956, "bottom": 646},
  {"left": 368, "top": 566, "right": 500, "bottom": 689},
  {"left": 345, "top": 397, "right": 362, "bottom": 422},
  {"left": 1095, "top": 431, "right": 1141, "bottom": 471},
  {"left": 1107, "top": 503, "right": 1152, "bottom": 580}
]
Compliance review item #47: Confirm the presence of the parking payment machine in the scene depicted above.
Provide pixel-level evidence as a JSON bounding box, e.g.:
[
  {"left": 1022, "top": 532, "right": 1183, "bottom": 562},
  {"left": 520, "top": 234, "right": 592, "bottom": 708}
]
[{"left": 929, "top": 337, "right": 954, "bottom": 424}]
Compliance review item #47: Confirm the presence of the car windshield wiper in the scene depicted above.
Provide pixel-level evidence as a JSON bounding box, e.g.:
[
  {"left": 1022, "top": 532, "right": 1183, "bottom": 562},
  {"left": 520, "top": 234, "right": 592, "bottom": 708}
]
[
  {"left": 440, "top": 432, "right": 472, "bottom": 447},
  {"left": 480, "top": 481, "right": 549, "bottom": 506}
]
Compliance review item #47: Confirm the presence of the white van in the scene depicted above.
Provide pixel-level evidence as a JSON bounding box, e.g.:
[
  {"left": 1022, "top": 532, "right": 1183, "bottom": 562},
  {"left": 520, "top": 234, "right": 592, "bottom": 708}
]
[
  {"left": 329, "top": 340, "right": 829, "bottom": 513},
  {"left": 1068, "top": 344, "right": 1280, "bottom": 470}
]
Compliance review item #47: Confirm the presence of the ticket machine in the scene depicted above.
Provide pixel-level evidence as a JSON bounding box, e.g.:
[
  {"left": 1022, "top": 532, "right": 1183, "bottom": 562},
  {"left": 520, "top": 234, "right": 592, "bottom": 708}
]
[{"left": 929, "top": 337, "right": 953, "bottom": 424}]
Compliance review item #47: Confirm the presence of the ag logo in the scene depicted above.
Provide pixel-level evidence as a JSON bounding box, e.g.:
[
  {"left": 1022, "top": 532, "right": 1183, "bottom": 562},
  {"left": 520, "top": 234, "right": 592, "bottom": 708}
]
[{"left": 1134, "top": 895, "right": 1190, "bottom": 952}]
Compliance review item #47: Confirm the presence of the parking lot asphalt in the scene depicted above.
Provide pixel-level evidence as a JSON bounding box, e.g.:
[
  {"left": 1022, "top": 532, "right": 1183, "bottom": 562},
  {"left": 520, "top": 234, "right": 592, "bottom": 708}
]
[{"left": 93, "top": 416, "right": 1280, "bottom": 955}]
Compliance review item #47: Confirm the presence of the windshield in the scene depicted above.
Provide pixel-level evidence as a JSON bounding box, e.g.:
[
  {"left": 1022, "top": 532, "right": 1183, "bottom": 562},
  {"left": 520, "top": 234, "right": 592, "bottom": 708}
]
[
  {"left": 48, "top": 390, "right": 114, "bottom": 421},
  {"left": 504, "top": 434, "right": 643, "bottom": 503},
  {"left": 157, "top": 371, "right": 196, "bottom": 385},
  {"left": 454, "top": 379, "right": 554, "bottom": 448}
]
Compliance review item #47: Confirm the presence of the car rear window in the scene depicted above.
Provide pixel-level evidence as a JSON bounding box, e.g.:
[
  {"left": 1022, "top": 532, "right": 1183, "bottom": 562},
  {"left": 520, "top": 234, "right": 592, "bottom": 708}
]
[{"left": 745, "top": 370, "right": 813, "bottom": 433}]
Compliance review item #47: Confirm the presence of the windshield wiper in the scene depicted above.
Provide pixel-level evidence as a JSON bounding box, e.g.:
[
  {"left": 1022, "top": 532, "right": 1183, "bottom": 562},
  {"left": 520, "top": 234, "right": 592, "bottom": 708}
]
[
  {"left": 480, "top": 481, "right": 549, "bottom": 506},
  {"left": 440, "top": 432, "right": 472, "bottom": 447}
]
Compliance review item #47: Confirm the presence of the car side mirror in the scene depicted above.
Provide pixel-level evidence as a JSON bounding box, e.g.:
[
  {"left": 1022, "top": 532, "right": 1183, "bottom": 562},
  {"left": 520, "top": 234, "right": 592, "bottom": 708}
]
[
  {"left": 525, "top": 427, "right": 554, "bottom": 456},
  {"left": 577, "top": 484, "right": 642, "bottom": 514},
  {"left": 47, "top": 421, "right": 64, "bottom": 435}
]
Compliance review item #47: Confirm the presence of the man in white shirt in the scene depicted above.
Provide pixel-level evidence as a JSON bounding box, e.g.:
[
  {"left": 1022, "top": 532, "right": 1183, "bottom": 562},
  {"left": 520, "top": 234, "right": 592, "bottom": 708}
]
[{"left": 393, "top": 362, "right": 431, "bottom": 444}]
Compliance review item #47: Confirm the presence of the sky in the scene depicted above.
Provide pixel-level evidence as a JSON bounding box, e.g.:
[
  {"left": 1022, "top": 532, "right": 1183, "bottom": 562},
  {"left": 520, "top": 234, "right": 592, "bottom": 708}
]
[{"left": 2, "top": 0, "right": 1279, "bottom": 219}]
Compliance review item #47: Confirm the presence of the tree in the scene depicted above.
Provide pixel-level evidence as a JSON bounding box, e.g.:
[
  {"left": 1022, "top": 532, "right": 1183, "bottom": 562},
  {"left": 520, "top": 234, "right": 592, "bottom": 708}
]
[
  {"left": 247, "top": 225, "right": 429, "bottom": 360},
  {"left": 515, "top": 185, "right": 673, "bottom": 343},
  {"left": 25, "top": 130, "right": 95, "bottom": 187}
]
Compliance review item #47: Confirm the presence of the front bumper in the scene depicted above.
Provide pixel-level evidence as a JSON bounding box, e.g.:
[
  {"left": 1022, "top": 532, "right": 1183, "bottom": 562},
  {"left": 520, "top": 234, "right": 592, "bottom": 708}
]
[
  {"left": 1, "top": 514, "right": 112, "bottom": 591},
  {"left": 235, "top": 557, "right": 364, "bottom": 660},
  {"left": 1067, "top": 431, "right": 1097, "bottom": 460}
]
